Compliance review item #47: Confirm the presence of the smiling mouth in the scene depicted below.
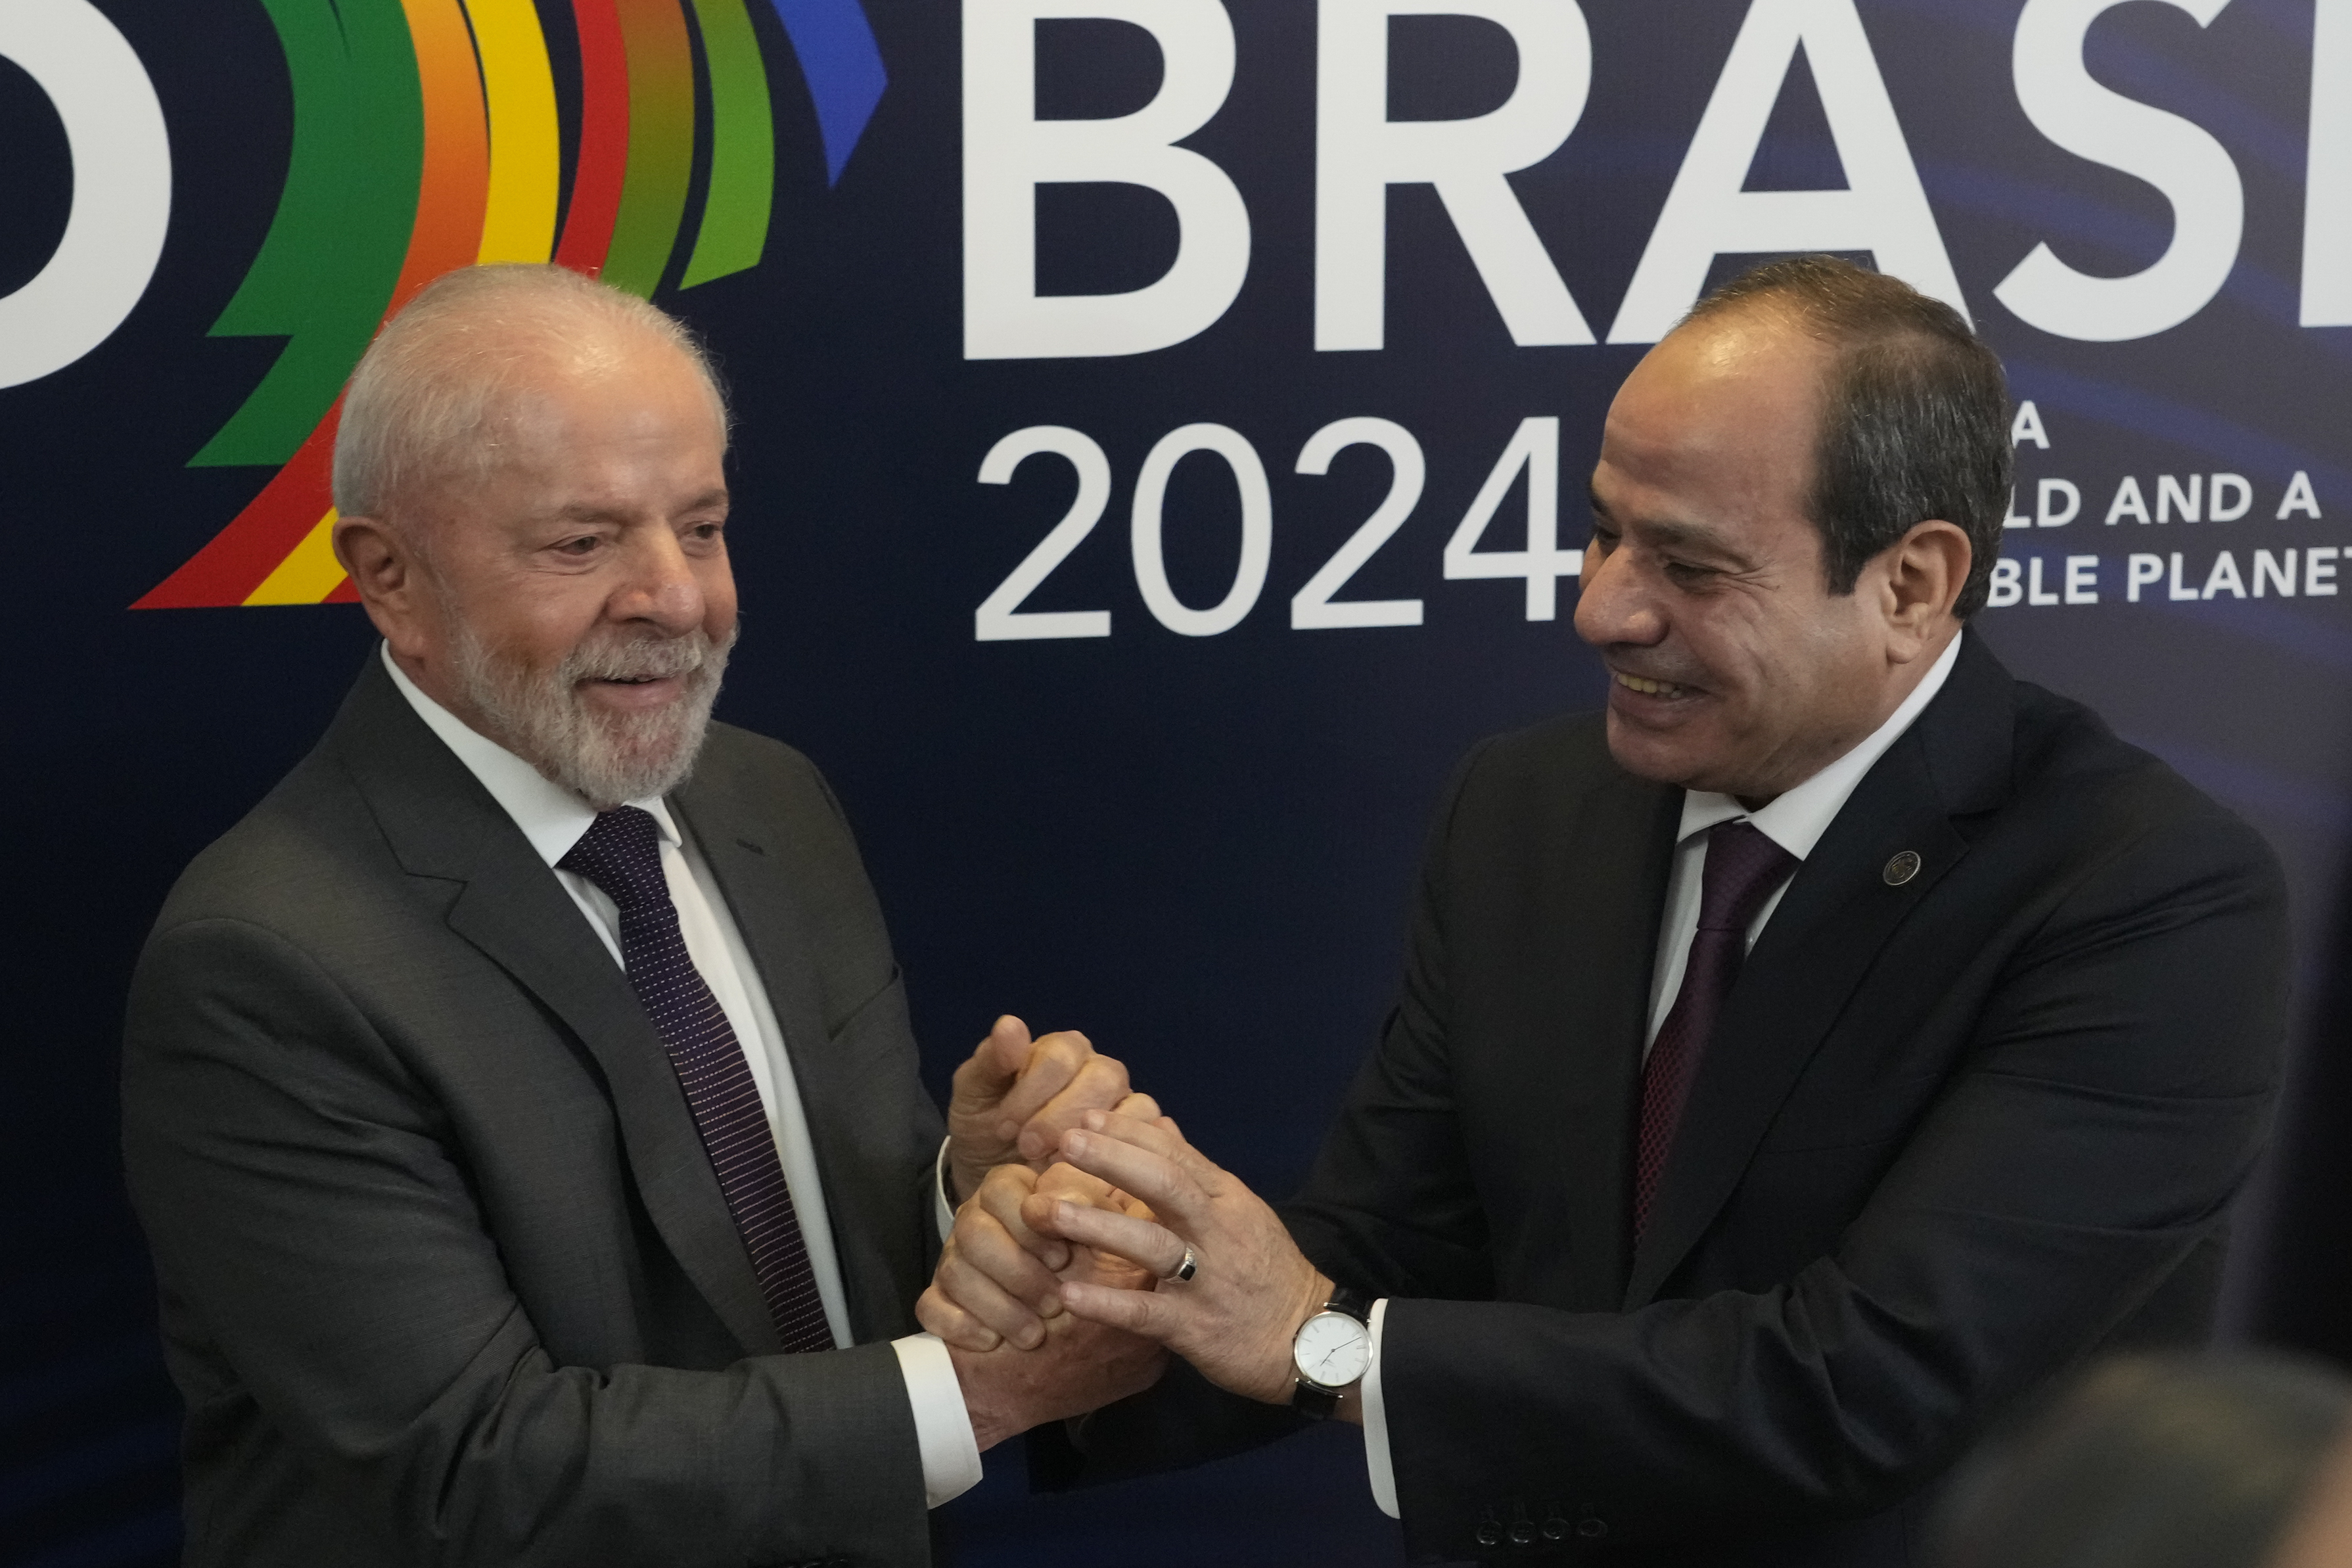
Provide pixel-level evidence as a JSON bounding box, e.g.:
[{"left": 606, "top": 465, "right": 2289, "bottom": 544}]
[{"left": 1612, "top": 670, "right": 1695, "bottom": 699}]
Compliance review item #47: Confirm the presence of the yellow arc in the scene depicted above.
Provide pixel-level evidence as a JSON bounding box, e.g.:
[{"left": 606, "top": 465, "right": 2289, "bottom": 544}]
[{"left": 467, "top": 0, "right": 561, "bottom": 265}]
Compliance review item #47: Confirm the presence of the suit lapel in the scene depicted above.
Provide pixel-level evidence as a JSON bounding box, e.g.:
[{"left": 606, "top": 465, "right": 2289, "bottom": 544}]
[
  {"left": 328, "top": 659, "right": 783, "bottom": 1355},
  {"left": 665, "top": 781, "right": 910, "bottom": 1341},
  {"left": 1517, "top": 758, "right": 1680, "bottom": 1308},
  {"left": 1625, "top": 635, "right": 2016, "bottom": 1308},
  {"left": 438, "top": 877, "right": 786, "bottom": 1354}
]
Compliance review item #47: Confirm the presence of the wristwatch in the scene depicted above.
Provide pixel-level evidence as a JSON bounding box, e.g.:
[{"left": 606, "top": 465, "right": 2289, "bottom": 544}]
[{"left": 1289, "top": 1283, "right": 1374, "bottom": 1419}]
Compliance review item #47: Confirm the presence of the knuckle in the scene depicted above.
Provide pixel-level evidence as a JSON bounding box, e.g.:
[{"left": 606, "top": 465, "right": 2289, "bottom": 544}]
[
  {"left": 1074, "top": 1063, "right": 1127, "bottom": 1103},
  {"left": 979, "top": 1172, "right": 1033, "bottom": 1212}
]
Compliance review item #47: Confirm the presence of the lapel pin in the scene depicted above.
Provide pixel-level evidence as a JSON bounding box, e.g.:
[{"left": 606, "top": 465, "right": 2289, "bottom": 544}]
[{"left": 1883, "top": 850, "right": 1922, "bottom": 886}]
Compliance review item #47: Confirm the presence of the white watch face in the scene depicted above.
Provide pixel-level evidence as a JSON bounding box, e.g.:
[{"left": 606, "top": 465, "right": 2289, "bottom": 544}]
[{"left": 1293, "top": 1310, "right": 1372, "bottom": 1389}]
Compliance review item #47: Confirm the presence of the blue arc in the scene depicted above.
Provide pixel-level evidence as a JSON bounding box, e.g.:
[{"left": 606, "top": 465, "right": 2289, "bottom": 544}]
[{"left": 767, "top": 0, "right": 888, "bottom": 185}]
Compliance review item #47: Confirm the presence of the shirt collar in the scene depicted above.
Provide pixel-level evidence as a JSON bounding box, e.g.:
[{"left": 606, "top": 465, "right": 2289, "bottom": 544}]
[
  {"left": 1675, "top": 632, "right": 1964, "bottom": 860},
  {"left": 380, "top": 641, "right": 680, "bottom": 868}
]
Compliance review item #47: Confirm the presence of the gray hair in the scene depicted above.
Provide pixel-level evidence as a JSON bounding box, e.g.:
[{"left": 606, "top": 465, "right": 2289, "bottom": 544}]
[
  {"left": 1686, "top": 256, "right": 2013, "bottom": 618},
  {"left": 1929, "top": 1353, "right": 2352, "bottom": 1568},
  {"left": 333, "top": 264, "right": 727, "bottom": 520}
]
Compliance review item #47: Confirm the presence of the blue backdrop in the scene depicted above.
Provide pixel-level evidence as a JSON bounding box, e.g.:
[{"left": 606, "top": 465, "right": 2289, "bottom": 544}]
[{"left": 5, "top": 1, "right": 2349, "bottom": 1562}]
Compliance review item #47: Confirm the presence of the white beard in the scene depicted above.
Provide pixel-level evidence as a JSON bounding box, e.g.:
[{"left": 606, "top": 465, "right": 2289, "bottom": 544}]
[{"left": 449, "top": 616, "right": 736, "bottom": 810}]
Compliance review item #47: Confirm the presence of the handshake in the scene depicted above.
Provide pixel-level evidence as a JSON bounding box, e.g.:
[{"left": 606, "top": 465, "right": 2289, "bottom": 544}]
[{"left": 934, "top": 1017, "right": 1345, "bottom": 1452}]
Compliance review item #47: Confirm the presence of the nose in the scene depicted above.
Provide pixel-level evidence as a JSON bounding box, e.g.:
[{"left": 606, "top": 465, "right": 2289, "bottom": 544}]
[
  {"left": 609, "top": 526, "right": 706, "bottom": 636},
  {"left": 1573, "top": 538, "right": 1667, "bottom": 650}
]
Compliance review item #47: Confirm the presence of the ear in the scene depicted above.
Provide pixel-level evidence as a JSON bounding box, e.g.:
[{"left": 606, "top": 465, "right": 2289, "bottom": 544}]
[
  {"left": 333, "top": 513, "right": 434, "bottom": 660},
  {"left": 1876, "top": 519, "right": 1971, "bottom": 661}
]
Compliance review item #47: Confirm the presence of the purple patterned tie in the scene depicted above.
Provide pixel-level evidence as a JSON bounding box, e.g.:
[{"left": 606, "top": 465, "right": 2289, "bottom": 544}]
[
  {"left": 561, "top": 807, "right": 835, "bottom": 1353},
  {"left": 1634, "top": 819, "right": 1800, "bottom": 1241}
]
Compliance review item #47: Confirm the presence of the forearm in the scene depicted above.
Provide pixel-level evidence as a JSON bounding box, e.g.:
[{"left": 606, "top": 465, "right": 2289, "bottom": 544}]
[
  {"left": 1376, "top": 1191, "right": 2234, "bottom": 1554},
  {"left": 1050, "top": 1360, "right": 1309, "bottom": 1487},
  {"left": 257, "top": 1331, "right": 931, "bottom": 1567}
]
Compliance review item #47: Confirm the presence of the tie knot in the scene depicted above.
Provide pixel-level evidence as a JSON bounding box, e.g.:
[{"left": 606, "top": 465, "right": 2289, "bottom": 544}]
[
  {"left": 559, "top": 806, "right": 667, "bottom": 908},
  {"left": 1695, "top": 819, "right": 1799, "bottom": 934}
]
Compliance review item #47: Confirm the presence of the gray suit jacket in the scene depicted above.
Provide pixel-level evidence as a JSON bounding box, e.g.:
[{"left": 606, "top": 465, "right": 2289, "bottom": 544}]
[{"left": 122, "top": 656, "right": 946, "bottom": 1568}]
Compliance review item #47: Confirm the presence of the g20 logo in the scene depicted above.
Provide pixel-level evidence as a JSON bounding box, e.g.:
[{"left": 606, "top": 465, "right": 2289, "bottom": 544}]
[
  {"left": 0, "top": 3, "right": 170, "bottom": 394},
  {"left": 0, "top": 0, "right": 885, "bottom": 610}
]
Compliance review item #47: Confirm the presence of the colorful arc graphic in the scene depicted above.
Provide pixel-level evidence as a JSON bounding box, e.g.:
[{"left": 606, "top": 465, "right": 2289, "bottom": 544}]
[{"left": 135, "top": 0, "right": 885, "bottom": 611}]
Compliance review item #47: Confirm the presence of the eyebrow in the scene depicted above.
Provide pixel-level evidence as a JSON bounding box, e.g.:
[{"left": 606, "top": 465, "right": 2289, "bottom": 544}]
[
  {"left": 1587, "top": 488, "right": 1758, "bottom": 570},
  {"left": 1642, "top": 519, "right": 1738, "bottom": 556},
  {"left": 549, "top": 488, "right": 731, "bottom": 524}
]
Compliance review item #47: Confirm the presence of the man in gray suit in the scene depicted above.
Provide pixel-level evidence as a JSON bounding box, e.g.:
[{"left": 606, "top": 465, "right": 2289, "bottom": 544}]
[{"left": 121, "top": 264, "right": 1159, "bottom": 1567}]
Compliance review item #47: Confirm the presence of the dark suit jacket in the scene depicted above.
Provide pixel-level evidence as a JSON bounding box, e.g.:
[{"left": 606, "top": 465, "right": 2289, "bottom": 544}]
[
  {"left": 122, "top": 657, "right": 946, "bottom": 1568},
  {"left": 1069, "top": 634, "right": 2290, "bottom": 1567}
]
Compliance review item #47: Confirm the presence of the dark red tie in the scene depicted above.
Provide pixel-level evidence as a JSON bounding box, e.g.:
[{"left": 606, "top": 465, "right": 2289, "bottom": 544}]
[
  {"left": 561, "top": 807, "right": 835, "bottom": 1353},
  {"left": 1634, "top": 819, "right": 1800, "bottom": 1240}
]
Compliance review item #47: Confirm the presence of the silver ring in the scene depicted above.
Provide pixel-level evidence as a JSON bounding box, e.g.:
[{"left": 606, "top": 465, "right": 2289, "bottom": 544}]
[{"left": 1168, "top": 1246, "right": 1197, "bottom": 1283}]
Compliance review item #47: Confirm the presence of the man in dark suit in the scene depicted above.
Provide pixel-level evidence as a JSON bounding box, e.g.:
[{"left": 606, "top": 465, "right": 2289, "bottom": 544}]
[
  {"left": 919, "top": 257, "right": 2292, "bottom": 1563},
  {"left": 121, "top": 264, "right": 1159, "bottom": 1567}
]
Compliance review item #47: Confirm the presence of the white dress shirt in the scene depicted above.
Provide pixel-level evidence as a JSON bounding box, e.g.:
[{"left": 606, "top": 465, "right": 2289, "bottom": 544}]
[
  {"left": 382, "top": 645, "right": 982, "bottom": 1508},
  {"left": 1356, "top": 634, "right": 1964, "bottom": 1517}
]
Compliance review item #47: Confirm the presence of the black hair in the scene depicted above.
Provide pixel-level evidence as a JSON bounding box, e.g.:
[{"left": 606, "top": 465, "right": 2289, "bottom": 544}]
[{"left": 1688, "top": 255, "right": 2013, "bottom": 616}]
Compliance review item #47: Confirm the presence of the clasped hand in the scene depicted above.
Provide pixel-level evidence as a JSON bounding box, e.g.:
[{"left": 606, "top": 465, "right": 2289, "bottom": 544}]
[
  {"left": 923, "top": 1107, "right": 1335, "bottom": 1413},
  {"left": 944, "top": 1014, "right": 1140, "bottom": 1204},
  {"left": 938, "top": 1019, "right": 1174, "bottom": 1448}
]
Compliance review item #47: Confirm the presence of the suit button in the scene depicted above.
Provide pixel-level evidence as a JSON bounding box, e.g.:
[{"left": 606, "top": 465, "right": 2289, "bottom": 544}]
[
  {"left": 1476, "top": 1523, "right": 1502, "bottom": 1547},
  {"left": 1577, "top": 1517, "right": 1609, "bottom": 1538},
  {"left": 1510, "top": 1521, "right": 1536, "bottom": 1545},
  {"left": 1542, "top": 1517, "right": 1569, "bottom": 1542}
]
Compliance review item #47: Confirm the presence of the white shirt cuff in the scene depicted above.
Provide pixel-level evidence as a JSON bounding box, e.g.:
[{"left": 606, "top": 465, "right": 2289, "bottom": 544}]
[
  {"left": 891, "top": 1332, "right": 984, "bottom": 1508},
  {"left": 933, "top": 1136, "right": 958, "bottom": 1242},
  {"left": 1362, "top": 1297, "right": 1400, "bottom": 1518}
]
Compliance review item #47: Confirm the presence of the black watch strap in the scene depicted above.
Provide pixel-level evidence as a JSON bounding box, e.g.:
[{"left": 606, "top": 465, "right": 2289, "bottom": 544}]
[{"left": 1290, "top": 1284, "right": 1375, "bottom": 1420}]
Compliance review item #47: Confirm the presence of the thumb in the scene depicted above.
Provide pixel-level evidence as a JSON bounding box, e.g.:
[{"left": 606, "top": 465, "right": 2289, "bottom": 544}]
[{"left": 953, "top": 1015, "right": 1032, "bottom": 1111}]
